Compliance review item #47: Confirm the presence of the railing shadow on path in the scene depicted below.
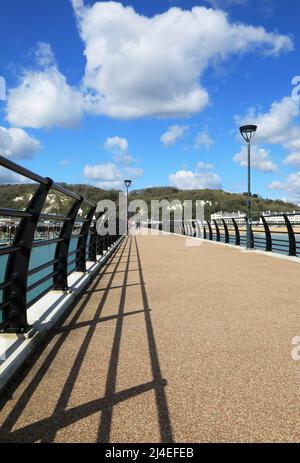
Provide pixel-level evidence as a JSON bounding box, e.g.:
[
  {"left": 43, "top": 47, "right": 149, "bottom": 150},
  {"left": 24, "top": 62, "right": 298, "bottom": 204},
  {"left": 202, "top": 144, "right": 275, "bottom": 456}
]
[{"left": 0, "top": 236, "right": 173, "bottom": 443}]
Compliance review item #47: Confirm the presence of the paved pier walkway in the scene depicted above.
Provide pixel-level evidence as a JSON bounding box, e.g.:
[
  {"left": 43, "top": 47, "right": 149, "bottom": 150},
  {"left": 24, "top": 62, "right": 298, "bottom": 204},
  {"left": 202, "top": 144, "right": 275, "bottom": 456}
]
[{"left": 1, "top": 233, "right": 300, "bottom": 442}]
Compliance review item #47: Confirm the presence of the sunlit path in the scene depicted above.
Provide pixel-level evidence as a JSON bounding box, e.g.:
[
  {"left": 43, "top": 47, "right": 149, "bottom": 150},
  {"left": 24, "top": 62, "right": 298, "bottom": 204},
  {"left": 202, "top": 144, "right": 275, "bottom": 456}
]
[{"left": 1, "top": 233, "right": 300, "bottom": 443}]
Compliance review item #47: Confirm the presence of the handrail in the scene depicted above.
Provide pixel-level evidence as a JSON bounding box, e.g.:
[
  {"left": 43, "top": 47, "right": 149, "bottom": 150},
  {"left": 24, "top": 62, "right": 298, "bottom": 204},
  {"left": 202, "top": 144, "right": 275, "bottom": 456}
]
[
  {"left": 52, "top": 183, "right": 82, "bottom": 201},
  {"left": 0, "top": 208, "right": 34, "bottom": 218},
  {"left": 0, "top": 156, "right": 122, "bottom": 333}
]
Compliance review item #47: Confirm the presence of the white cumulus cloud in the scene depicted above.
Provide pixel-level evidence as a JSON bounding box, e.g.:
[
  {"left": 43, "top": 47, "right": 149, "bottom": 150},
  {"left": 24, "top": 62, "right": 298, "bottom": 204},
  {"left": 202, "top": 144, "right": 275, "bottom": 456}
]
[
  {"left": 104, "top": 136, "right": 133, "bottom": 164},
  {"left": 105, "top": 136, "right": 129, "bottom": 153},
  {"left": 72, "top": 1, "right": 292, "bottom": 119},
  {"left": 0, "top": 126, "right": 41, "bottom": 159},
  {"left": 6, "top": 43, "right": 84, "bottom": 129},
  {"left": 161, "top": 125, "right": 188, "bottom": 146},
  {"left": 236, "top": 96, "right": 299, "bottom": 145},
  {"left": 233, "top": 146, "right": 278, "bottom": 172},
  {"left": 269, "top": 172, "right": 300, "bottom": 205},
  {"left": 84, "top": 163, "right": 123, "bottom": 189},
  {"left": 84, "top": 162, "right": 122, "bottom": 181},
  {"left": 236, "top": 95, "right": 300, "bottom": 168},
  {"left": 169, "top": 162, "right": 221, "bottom": 189},
  {"left": 84, "top": 159, "right": 143, "bottom": 190},
  {"left": 284, "top": 152, "right": 300, "bottom": 167}
]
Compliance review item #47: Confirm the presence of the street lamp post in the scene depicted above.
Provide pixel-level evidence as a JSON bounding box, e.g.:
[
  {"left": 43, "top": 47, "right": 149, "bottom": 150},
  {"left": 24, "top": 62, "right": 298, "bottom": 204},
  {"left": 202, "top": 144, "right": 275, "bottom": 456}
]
[
  {"left": 124, "top": 179, "right": 132, "bottom": 235},
  {"left": 239, "top": 125, "right": 257, "bottom": 250}
]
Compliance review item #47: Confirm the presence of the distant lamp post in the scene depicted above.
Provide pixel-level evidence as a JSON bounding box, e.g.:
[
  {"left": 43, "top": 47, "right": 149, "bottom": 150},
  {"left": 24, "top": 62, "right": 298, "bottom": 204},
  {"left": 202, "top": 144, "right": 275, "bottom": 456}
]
[
  {"left": 239, "top": 124, "right": 257, "bottom": 249},
  {"left": 124, "top": 180, "right": 132, "bottom": 235}
]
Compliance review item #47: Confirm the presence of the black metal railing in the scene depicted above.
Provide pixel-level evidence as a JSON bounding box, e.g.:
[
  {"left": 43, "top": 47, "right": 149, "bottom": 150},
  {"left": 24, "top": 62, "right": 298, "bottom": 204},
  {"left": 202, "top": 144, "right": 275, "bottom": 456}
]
[
  {"left": 149, "top": 214, "right": 300, "bottom": 258},
  {"left": 0, "top": 155, "right": 122, "bottom": 334}
]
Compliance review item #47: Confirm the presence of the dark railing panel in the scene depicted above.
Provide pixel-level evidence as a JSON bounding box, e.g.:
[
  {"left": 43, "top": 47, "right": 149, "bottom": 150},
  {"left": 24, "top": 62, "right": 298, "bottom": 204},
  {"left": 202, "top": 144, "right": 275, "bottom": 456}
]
[
  {"left": 53, "top": 197, "right": 83, "bottom": 291},
  {"left": 147, "top": 214, "right": 300, "bottom": 261},
  {"left": 0, "top": 155, "right": 124, "bottom": 334},
  {"left": 3, "top": 178, "right": 53, "bottom": 333}
]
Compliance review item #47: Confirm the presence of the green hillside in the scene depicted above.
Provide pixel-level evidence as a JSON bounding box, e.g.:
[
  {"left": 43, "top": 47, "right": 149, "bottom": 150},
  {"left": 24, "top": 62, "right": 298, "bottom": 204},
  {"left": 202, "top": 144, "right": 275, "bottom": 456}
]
[
  {"left": 0, "top": 183, "right": 298, "bottom": 220},
  {"left": 130, "top": 187, "right": 298, "bottom": 220}
]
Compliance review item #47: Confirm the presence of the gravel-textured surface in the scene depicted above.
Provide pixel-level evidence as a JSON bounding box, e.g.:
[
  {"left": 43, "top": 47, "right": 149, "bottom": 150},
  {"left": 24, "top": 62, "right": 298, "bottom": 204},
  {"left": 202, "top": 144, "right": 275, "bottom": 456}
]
[{"left": 0, "top": 233, "right": 300, "bottom": 443}]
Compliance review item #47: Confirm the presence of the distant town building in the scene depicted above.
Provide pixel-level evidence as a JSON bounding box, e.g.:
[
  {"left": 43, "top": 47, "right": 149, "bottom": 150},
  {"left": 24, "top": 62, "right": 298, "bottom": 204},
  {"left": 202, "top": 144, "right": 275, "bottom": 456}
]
[
  {"left": 210, "top": 210, "right": 300, "bottom": 225},
  {"left": 210, "top": 211, "right": 246, "bottom": 224},
  {"left": 260, "top": 211, "right": 300, "bottom": 224}
]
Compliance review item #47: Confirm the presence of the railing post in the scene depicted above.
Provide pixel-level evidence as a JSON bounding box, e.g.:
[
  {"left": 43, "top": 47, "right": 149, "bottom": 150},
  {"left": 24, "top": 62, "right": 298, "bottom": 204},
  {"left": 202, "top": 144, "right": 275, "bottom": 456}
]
[
  {"left": 170, "top": 220, "right": 174, "bottom": 234},
  {"left": 97, "top": 235, "right": 104, "bottom": 256},
  {"left": 260, "top": 216, "right": 272, "bottom": 252},
  {"left": 213, "top": 220, "right": 220, "bottom": 242},
  {"left": 202, "top": 222, "right": 207, "bottom": 240},
  {"left": 188, "top": 221, "right": 192, "bottom": 236},
  {"left": 53, "top": 197, "right": 83, "bottom": 291},
  {"left": 232, "top": 218, "right": 240, "bottom": 246},
  {"left": 283, "top": 214, "right": 296, "bottom": 256},
  {"left": 76, "top": 205, "right": 96, "bottom": 272},
  {"left": 106, "top": 232, "right": 110, "bottom": 249},
  {"left": 3, "top": 178, "right": 53, "bottom": 333},
  {"left": 187, "top": 221, "right": 190, "bottom": 235},
  {"left": 89, "top": 212, "right": 104, "bottom": 261},
  {"left": 184, "top": 221, "right": 188, "bottom": 235},
  {"left": 185, "top": 221, "right": 189, "bottom": 236},
  {"left": 181, "top": 221, "right": 185, "bottom": 235},
  {"left": 191, "top": 221, "right": 197, "bottom": 238},
  {"left": 193, "top": 220, "right": 200, "bottom": 238},
  {"left": 206, "top": 221, "right": 213, "bottom": 240},
  {"left": 105, "top": 215, "right": 110, "bottom": 250},
  {"left": 221, "top": 219, "right": 229, "bottom": 244},
  {"left": 88, "top": 221, "right": 97, "bottom": 262},
  {"left": 190, "top": 221, "right": 195, "bottom": 237}
]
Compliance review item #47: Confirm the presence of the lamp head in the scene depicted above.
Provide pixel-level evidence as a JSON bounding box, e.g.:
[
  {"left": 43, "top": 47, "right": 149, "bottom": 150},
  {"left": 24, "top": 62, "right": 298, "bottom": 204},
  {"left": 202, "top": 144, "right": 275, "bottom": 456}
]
[
  {"left": 240, "top": 125, "right": 257, "bottom": 143},
  {"left": 124, "top": 179, "right": 132, "bottom": 189}
]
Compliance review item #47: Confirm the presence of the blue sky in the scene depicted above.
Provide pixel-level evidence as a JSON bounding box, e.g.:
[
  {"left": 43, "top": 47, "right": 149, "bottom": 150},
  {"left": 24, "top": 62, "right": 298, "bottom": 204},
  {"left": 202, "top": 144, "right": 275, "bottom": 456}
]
[{"left": 1, "top": 0, "right": 300, "bottom": 203}]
